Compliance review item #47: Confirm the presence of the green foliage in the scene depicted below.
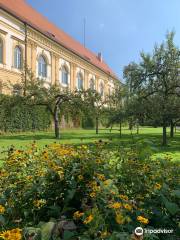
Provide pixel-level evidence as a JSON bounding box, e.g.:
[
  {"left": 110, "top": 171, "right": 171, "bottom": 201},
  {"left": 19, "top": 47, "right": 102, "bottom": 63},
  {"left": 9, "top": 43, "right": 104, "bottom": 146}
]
[
  {"left": 82, "top": 116, "right": 94, "bottom": 129},
  {"left": 0, "top": 95, "right": 51, "bottom": 132},
  {"left": 124, "top": 32, "right": 180, "bottom": 145},
  {"left": 0, "top": 141, "right": 179, "bottom": 239}
]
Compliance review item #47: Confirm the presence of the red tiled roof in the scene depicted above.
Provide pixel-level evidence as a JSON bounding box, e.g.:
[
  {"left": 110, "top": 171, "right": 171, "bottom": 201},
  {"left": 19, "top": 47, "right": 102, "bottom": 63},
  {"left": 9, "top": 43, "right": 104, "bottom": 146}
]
[{"left": 0, "top": 0, "right": 118, "bottom": 78}]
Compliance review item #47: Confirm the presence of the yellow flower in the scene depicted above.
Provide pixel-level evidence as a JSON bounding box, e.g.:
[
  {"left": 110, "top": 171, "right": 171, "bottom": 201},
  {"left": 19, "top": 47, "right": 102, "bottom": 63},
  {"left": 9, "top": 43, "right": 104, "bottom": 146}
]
[
  {"left": 95, "top": 159, "right": 101, "bottom": 164},
  {"left": 137, "top": 216, "right": 149, "bottom": 225},
  {"left": 90, "top": 192, "right": 96, "bottom": 198},
  {"left": 109, "top": 202, "right": 122, "bottom": 209},
  {"left": 26, "top": 175, "right": 33, "bottom": 181},
  {"left": 96, "top": 173, "right": 106, "bottom": 181},
  {"left": 0, "top": 205, "right": 5, "bottom": 214},
  {"left": 73, "top": 211, "right": 84, "bottom": 219},
  {"left": 11, "top": 228, "right": 22, "bottom": 234},
  {"left": 83, "top": 214, "right": 93, "bottom": 224},
  {"left": 57, "top": 170, "right": 64, "bottom": 179},
  {"left": 88, "top": 180, "right": 97, "bottom": 187},
  {"left": 81, "top": 145, "right": 88, "bottom": 150},
  {"left": 154, "top": 183, "right": 162, "bottom": 190},
  {"left": 123, "top": 203, "right": 132, "bottom": 211},
  {"left": 0, "top": 230, "right": 11, "bottom": 240},
  {"left": 33, "top": 199, "right": 46, "bottom": 209},
  {"left": 103, "top": 179, "right": 112, "bottom": 186},
  {"left": 100, "top": 230, "right": 109, "bottom": 238},
  {"left": 43, "top": 151, "right": 49, "bottom": 159},
  {"left": 115, "top": 212, "right": 125, "bottom": 224},
  {"left": 110, "top": 190, "right": 116, "bottom": 195},
  {"left": 119, "top": 194, "right": 128, "bottom": 201},
  {"left": 0, "top": 228, "right": 22, "bottom": 240},
  {"left": 78, "top": 175, "right": 84, "bottom": 181}
]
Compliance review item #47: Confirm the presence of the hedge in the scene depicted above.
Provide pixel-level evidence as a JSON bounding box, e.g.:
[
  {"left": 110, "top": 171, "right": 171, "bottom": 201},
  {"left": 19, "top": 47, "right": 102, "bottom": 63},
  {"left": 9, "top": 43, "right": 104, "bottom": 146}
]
[{"left": 0, "top": 95, "right": 51, "bottom": 132}]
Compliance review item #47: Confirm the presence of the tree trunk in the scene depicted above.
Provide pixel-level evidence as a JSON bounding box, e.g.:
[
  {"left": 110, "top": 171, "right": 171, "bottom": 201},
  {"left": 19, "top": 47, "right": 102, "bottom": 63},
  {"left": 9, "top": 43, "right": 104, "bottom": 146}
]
[
  {"left": 96, "top": 116, "right": 99, "bottom": 134},
  {"left": 54, "top": 107, "right": 60, "bottom": 139},
  {"left": 170, "top": 120, "right": 174, "bottom": 138},
  {"left": 109, "top": 125, "right": 112, "bottom": 133},
  {"left": 119, "top": 120, "right": 122, "bottom": 138},
  {"left": 129, "top": 120, "right": 133, "bottom": 130},
  {"left": 137, "top": 120, "right": 139, "bottom": 134},
  {"left": 162, "top": 119, "right": 167, "bottom": 146}
]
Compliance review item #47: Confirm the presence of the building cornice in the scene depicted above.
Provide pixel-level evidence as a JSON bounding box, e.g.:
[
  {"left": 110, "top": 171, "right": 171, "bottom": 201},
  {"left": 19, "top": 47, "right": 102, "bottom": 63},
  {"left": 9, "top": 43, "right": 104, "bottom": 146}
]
[{"left": 0, "top": 5, "right": 119, "bottom": 83}]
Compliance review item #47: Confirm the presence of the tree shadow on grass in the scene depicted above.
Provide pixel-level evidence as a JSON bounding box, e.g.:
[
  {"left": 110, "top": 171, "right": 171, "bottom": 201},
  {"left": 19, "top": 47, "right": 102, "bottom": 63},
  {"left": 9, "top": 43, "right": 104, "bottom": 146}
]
[{"left": 0, "top": 129, "right": 179, "bottom": 156}]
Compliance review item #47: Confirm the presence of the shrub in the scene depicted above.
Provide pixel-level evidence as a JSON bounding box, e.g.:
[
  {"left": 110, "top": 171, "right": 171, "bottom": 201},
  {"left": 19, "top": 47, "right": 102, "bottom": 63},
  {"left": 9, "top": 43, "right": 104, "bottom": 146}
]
[{"left": 0, "top": 95, "right": 51, "bottom": 132}]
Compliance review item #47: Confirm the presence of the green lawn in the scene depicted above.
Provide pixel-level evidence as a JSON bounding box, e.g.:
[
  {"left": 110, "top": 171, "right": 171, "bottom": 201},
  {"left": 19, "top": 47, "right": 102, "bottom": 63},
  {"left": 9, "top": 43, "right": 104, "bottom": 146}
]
[{"left": 0, "top": 127, "right": 180, "bottom": 162}]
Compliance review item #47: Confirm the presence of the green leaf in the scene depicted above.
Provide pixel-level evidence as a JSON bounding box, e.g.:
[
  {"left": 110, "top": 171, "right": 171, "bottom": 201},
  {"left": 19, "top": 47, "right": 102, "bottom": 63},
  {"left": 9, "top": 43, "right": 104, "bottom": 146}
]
[
  {"left": 41, "top": 221, "right": 56, "bottom": 240},
  {"left": 63, "top": 230, "right": 76, "bottom": 240},
  {"left": 164, "top": 201, "right": 179, "bottom": 215},
  {"left": 66, "top": 189, "right": 76, "bottom": 201},
  {"left": 0, "top": 215, "right": 5, "bottom": 225},
  {"left": 24, "top": 227, "right": 41, "bottom": 240},
  {"left": 108, "top": 232, "right": 130, "bottom": 240},
  {"left": 171, "top": 190, "right": 180, "bottom": 198}
]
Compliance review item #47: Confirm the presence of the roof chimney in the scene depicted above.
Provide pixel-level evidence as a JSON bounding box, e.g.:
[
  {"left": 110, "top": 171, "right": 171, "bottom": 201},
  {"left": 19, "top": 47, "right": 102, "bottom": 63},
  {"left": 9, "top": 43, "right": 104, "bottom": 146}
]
[{"left": 97, "top": 52, "right": 103, "bottom": 62}]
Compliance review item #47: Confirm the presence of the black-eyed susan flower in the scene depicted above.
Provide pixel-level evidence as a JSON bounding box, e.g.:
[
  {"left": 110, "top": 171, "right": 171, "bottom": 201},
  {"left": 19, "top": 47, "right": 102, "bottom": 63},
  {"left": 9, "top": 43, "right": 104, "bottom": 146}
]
[
  {"left": 0, "top": 205, "right": 5, "bottom": 214},
  {"left": 137, "top": 215, "right": 149, "bottom": 224},
  {"left": 83, "top": 214, "right": 93, "bottom": 224}
]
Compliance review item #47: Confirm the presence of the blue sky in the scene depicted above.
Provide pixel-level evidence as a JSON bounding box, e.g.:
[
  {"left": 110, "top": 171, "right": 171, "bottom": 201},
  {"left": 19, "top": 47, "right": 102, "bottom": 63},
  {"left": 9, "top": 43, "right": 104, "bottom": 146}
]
[{"left": 27, "top": 0, "right": 180, "bottom": 80}]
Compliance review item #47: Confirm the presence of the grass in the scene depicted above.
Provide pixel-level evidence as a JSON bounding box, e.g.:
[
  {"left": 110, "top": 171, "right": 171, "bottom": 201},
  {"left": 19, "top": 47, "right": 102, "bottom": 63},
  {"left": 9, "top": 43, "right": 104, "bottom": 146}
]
[{"left": 0, "top": 127, "right": 180, "bottom": 163}]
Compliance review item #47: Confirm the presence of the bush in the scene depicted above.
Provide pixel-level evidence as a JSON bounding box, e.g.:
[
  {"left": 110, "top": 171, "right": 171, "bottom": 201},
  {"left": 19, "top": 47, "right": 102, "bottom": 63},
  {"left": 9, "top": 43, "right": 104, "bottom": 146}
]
[
  {"left": 0, "top": 95, "right": 51, "bottom": 132},
  {"left": 82, "top": 116, "right": 94, "bottom": 129},
  {"left": 0, "top": 141, "right": 179, "bottom": 239}
]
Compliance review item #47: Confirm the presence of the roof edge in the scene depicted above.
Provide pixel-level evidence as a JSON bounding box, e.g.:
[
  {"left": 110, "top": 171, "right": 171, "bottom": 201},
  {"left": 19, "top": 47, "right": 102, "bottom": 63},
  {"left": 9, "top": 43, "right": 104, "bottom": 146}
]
[{"left": 0, "top": 3, "right": 119, "bottom": 80}]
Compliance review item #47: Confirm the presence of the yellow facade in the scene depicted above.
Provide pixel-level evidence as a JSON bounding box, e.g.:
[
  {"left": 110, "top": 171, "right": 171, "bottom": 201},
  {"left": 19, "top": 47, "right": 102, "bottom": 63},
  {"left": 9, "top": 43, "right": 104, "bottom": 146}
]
[{"left": 0, "top": 8, "right": 117, "bottom": 96}]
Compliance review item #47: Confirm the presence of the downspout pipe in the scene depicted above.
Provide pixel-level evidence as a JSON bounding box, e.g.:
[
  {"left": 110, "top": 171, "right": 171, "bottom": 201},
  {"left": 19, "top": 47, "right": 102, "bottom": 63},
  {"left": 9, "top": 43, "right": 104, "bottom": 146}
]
[{"left": 24, "top": 22, "right": 27, "bottom": 96}]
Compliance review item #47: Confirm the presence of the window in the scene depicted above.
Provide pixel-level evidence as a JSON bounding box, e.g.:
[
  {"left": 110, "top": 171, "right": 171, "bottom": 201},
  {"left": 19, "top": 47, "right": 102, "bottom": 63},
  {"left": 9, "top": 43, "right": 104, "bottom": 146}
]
[
  {"left": 77, "top": 72, "right": 83, "bottom": 90},
  {"left": 0, "top": 38, "right": 3, "bottom": 64},
  {"left": 14, "top": 46, "right": 22, "bottom": 69},
  {"left": 61, "top": 65, "right": 68, "bottom": 85},
  {"left": 100, "top": 82, "right": 104, "bottom": 97},
  {"left": 90, "top": 78, "right": 95, "bottom": 90},
  {"left": 38, "top": 55, "right": 47, "bottom": 78}
]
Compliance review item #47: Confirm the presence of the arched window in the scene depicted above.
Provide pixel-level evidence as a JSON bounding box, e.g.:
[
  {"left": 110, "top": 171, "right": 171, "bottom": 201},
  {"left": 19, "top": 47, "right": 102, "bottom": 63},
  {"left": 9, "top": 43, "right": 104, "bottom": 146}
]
[
  {"left": 61, "top": 65, "right": 68, "bottom": 85},
  {"left": 14, "top": 46, "right": 22, "bottom": 69},
  {"left": 100, "top": 82, "right": 104, "bottom": 97},
  {"left": 0, "top": 38, "right": 3, "bottom": 64},
  {"left": 38, "top": 55, "right": 47, "bottom": 78},
  {"left": 77, "top": 72, "right": 83, "bottom": 90},
  {"left": 90, "top": 78, "right": 95, "bottom": 90}
]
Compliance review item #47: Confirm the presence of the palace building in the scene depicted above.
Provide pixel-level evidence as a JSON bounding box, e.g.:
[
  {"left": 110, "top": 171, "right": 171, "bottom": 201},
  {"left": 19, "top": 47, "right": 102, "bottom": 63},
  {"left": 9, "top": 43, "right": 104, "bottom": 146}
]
[{"left": 0, "top": 0, "right": 118, "bottom": 96}]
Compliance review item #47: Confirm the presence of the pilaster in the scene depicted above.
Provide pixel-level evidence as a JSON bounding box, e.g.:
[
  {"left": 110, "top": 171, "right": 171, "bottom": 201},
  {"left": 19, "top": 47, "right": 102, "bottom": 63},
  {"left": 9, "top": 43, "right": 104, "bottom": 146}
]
[
  {"left": 84, "top": 69, "right": 89, "bottom": 90},
  {"left": 31, "top": 41, "right": 37, "bottom": 75},
  {"left": 95, "top": 75, "right": 99, "bottom": 92},
  {"left": 51, "top": 52, "right": 56, "bottom": 85},
  {"left": 55, "top": 54, "right": 59, "bottom": 86},
  {"left": 70, "top": 62, "right": 77, "bottom": 91},
  {"left": 26, "top": 40, "right": 32, "bottom": 70}
]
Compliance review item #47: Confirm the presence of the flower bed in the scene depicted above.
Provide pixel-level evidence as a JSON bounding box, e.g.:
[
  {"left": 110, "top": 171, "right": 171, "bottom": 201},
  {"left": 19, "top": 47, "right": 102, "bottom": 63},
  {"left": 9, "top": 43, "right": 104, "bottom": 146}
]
[{"left": 0, "top": 141, "right": 179, "bottom": 239}]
